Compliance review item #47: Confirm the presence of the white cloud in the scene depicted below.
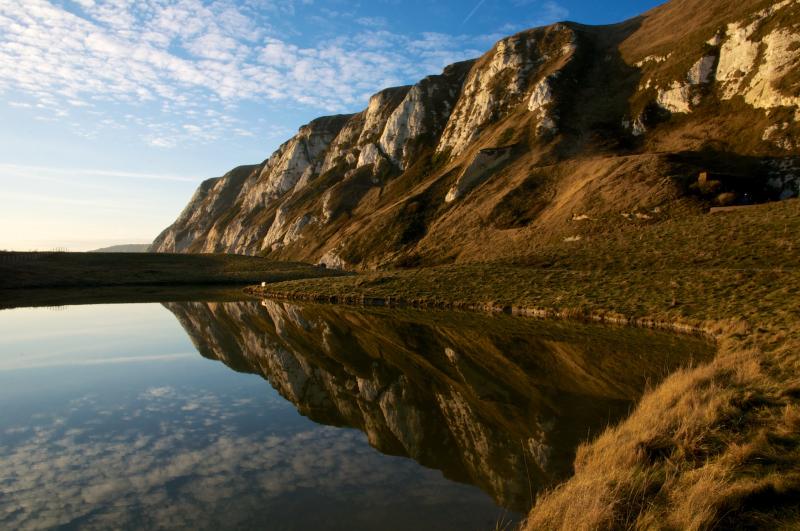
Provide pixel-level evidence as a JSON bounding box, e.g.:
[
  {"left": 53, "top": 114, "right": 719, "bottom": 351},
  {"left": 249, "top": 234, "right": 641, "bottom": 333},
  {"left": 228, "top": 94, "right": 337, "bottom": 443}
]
[
  {"left": 355, "top": 16, "right": 388, "bottom": 28},
  {"left": 0, "top": 0, "right": 482, "bottom": 147},
  {"left": 0, "top": 163, "right": 197, "bottom": 182},
  {"left": 0, "top": 383, "right": 490, "bottom": 529},
  {"left": 511, "top": 0, "right": 570, "bottom": 26}
]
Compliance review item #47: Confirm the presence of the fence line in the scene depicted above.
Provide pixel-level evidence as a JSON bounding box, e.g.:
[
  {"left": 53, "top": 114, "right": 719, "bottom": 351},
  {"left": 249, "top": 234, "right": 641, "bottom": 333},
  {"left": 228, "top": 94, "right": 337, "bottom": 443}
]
[{"left": 0, "top": 251, "right": 68, "bottom": 264}]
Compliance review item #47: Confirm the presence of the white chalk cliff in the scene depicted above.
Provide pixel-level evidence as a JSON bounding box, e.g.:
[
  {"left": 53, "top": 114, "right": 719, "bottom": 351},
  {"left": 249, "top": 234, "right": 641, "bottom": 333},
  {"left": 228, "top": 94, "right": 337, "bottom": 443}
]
[{"left": 152, "top": 0, "right": 800, "bottom": 267}]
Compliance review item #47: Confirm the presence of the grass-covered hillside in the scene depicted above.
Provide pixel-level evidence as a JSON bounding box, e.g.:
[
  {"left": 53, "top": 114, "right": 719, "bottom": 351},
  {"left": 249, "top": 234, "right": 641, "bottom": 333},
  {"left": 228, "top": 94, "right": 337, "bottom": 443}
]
[
  {"left": 0, "top": 252, "right": 345, "bottom": 291},
  {"left": 87, "top": 244, "right": 151, "bottom": 253}
]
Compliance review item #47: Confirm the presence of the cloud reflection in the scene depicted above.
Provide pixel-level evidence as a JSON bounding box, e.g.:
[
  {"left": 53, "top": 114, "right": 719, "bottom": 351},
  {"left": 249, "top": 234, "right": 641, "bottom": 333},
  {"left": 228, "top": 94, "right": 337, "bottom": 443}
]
[{"left": 0, "top": 372, "right": 497, "bottom": 530}]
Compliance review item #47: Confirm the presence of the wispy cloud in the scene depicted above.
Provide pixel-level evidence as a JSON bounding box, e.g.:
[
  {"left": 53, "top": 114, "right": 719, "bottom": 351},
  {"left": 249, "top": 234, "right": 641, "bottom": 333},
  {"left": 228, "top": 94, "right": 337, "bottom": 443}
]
[
  {"left": 0, "top": 382, "right": 485, "bottom": 529},
  {"left": 531, "top": 1, "right": 570, "bottom": 25},
  {"left": 0, "top": 163, "right": 198, "bottom": 182},
  {"left": 0, "top": 192, "right": 126, "bottom": 209},
  {"left": 0, "top": 1, "right": 482, "bottom": 147},
  {"left": 0, "top": 352, "right": 195, "bottom": 372},
  {"left": 511, "top": 0, "right": 569, "bottom": 25},
  {"left": 464, "top": 0, "right": 488, "bottom": 23}
]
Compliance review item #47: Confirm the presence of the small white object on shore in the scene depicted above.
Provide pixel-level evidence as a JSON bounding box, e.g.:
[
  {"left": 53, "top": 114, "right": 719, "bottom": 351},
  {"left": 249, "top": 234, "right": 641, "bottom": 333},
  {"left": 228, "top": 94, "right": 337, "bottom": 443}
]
[{"left": 261, "top": 282, "right": 266, "bottom": 287}]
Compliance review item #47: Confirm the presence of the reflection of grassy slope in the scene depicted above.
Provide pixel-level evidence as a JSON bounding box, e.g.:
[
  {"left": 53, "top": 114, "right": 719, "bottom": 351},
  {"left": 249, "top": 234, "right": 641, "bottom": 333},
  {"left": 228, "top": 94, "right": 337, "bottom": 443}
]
[
  {"left": 0, "top": 285, "right": 257, "bottom": 310},
  {"left": 0, "top": 252, "right": 346, "bottom": 290},
  {"left": 254, "top": 199, "right": 800, "bottom": 529},
  {"left": 302, "top": 305, "right": 712, "bottom": 402},
  {"left": 286, "top": 304, "right": 713, "bottom": 497}
]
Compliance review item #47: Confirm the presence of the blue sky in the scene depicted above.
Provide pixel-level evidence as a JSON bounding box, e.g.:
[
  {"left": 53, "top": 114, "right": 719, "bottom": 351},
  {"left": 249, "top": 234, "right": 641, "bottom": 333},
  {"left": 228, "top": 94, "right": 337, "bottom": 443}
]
[{"left": 0, "top": 0, "right": 663, "bottom": 251}]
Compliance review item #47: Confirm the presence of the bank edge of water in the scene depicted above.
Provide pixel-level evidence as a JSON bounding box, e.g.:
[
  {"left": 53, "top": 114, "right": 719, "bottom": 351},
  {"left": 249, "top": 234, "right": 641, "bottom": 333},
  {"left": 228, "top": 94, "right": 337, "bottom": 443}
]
[{"left": 245, "top": 287, "right": 718, "bottom": 339}]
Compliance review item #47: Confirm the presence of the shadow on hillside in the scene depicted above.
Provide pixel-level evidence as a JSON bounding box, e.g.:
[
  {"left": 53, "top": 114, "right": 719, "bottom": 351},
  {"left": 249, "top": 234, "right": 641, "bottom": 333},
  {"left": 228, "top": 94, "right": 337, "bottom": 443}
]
[
  {"left": 668, "top": 147, "right": 799, "bottom": 205},
  {"left": 556, "top": 16, "right": 645, "bottom": 156}
]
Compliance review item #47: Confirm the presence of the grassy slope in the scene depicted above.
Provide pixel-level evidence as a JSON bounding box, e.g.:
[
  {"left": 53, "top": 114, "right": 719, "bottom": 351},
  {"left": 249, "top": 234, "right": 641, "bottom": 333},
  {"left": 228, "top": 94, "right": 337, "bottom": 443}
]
[
  {"left": 87, "top": 244, "right": 151, "bottom": 253},
  {"left": 0, "top": 252, "right": 346, "bottom": 290},
  {"left": 252, "top": 199, "right": 800, "bottom": 529}
]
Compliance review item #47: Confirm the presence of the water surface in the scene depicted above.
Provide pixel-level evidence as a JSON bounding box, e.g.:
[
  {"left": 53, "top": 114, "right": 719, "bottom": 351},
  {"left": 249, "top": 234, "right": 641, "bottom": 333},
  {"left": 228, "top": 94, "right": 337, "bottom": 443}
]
[{"left": 0, "top": 296, "right": 713, "bottom": 530}]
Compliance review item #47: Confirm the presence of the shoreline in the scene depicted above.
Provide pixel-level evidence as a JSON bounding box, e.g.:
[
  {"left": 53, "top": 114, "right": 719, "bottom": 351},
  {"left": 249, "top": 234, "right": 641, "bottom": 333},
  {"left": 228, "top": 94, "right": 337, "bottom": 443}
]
[{"left": 246, "top": 287, "right": 715, "bottom": 338}]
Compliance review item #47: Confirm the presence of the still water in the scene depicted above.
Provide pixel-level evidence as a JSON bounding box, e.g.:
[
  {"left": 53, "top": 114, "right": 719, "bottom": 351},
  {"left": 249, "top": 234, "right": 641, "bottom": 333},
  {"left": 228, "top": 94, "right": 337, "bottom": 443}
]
[{"left": 0, "top": 297, "right": 713, "bottom": 530}]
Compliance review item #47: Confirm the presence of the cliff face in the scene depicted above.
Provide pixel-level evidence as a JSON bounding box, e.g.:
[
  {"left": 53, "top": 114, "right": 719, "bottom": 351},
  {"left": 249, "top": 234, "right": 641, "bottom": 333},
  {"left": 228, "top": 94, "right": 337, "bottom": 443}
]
[
  {"left": 153, "top": 0, "right": 800, "bottom": 267},
  {"left": 164, "top": 300, "right": 712, "bottom": 512}
]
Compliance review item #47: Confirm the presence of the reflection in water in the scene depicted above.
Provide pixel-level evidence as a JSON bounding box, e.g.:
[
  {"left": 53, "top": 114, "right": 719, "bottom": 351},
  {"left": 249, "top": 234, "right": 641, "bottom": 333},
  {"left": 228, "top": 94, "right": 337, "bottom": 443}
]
[
  {"left": 167, "top": 299, "right": 714, "bottom": 513},
  {"left": 0, "top": 304, "right": 506, "bottom": 531}
]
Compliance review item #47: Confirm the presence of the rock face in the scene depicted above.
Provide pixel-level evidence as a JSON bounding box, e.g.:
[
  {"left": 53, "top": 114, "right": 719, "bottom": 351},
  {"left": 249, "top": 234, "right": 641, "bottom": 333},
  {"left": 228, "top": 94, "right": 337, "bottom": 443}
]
[
  {"left": 151, "top": 165, "right": 255, "bottom": 253},
  {"left": 152, "top": 0, "right": 800, "bottom": 267},
  {"left": 164, "top": 300, "right": 712, "bottom": 512},
  {"left": 379, "top": 61, "right": 474, "bottom": 168},
  {"left": 716, "top": 1, "right": 800, "bottom": 113},
  {"left": 446, "top": 147, "right": 513, "bottom": 203},
  {"left": 436, "top": 24, "right": 576, "bottom": 157}
]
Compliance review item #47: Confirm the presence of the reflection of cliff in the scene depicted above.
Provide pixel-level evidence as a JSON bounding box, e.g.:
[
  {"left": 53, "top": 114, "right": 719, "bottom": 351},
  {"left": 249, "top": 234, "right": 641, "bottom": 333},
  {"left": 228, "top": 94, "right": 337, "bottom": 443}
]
[{"left": 166, "top": 300, "right": 713, "bottom": 513}]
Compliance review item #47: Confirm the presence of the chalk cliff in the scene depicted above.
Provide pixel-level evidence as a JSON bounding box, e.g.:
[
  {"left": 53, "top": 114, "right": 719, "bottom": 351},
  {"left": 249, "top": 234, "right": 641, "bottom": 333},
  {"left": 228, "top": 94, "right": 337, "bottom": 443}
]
[{"left": 153, "top": 0, "right": 800, "bottom": 268}]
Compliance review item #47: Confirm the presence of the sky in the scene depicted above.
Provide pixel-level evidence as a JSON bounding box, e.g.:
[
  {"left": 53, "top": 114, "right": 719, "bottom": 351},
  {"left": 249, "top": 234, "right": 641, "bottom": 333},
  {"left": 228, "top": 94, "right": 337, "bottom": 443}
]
[{"left": 0, "top": 0, "right": 664, "bottom": 251}]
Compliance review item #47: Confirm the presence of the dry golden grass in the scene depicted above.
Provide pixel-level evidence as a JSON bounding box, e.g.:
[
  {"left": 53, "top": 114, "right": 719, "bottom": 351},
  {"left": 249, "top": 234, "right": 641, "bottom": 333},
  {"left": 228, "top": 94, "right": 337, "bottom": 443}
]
[{"left": 524, "top": 340, "right": 800, "bottom": 530}]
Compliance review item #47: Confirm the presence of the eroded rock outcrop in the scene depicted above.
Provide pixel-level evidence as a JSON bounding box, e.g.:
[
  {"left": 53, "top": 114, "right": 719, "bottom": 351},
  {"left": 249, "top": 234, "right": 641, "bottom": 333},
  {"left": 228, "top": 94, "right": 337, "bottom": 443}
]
[
  {"left": 151, "top": 165, "right": 255, "bottom": 253},
  {"left": 445, "top": 147, "right": 513, "bottom": 203},
  {"left": 379, "top": 60, "right": 474, "bottom": 169},
  {"left": 436, "top": 25, "right": 576, "bottom": 157},
  {"left": 643, "top": 0, "right": 800, "bottom": 120},
  {"left": 717, "top": 1, "right": 800, "bottom": 114}
]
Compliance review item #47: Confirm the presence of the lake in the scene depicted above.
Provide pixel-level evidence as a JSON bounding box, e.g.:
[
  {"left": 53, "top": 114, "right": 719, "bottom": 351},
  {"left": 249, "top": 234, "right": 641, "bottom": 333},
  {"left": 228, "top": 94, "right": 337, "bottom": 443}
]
[{"left": 0, "top": 294, "right": 714, "bottom": 530}]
